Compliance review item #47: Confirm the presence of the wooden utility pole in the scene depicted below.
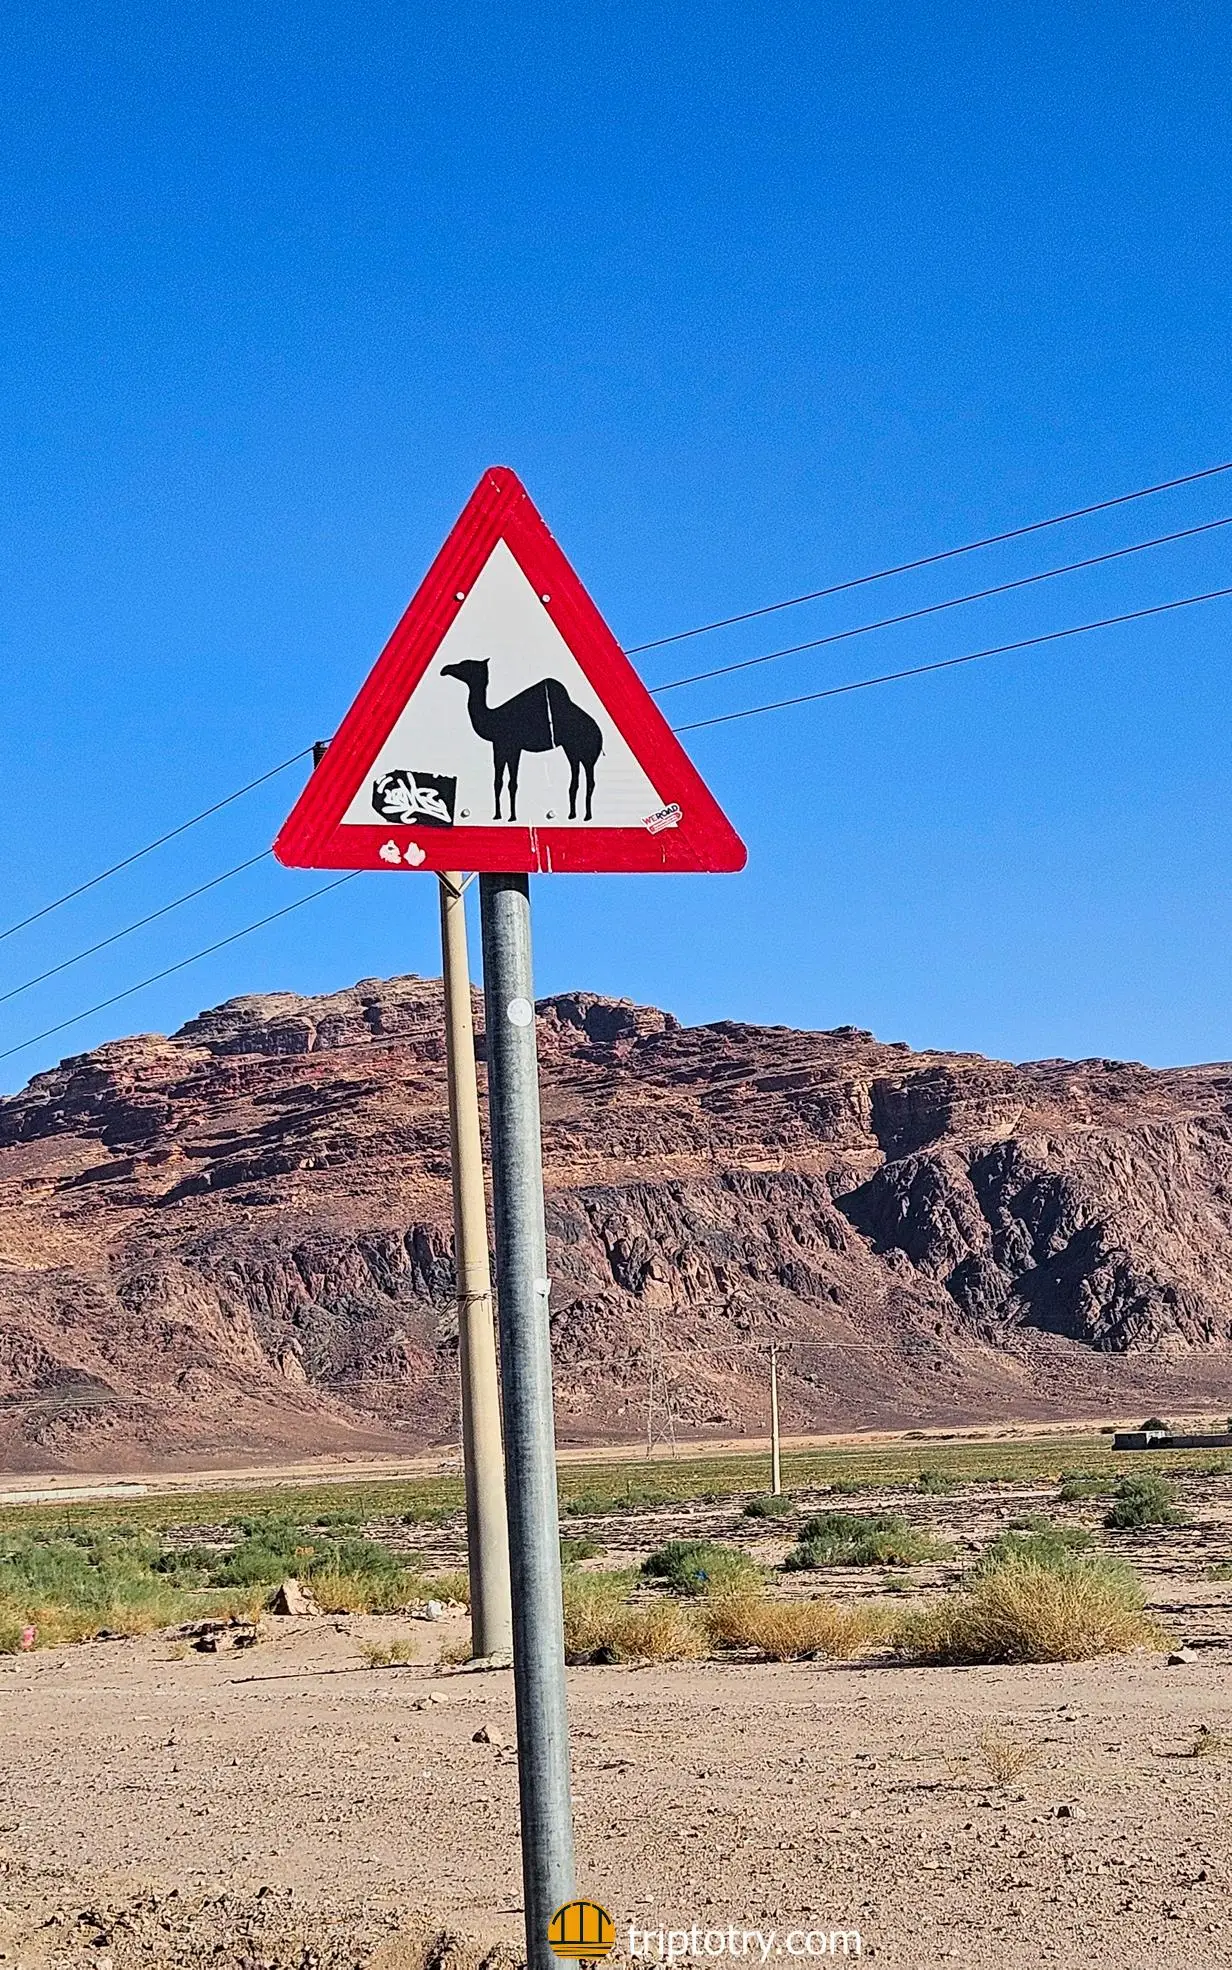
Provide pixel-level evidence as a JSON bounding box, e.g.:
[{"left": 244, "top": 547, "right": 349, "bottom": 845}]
[
  {"left": 769, "top": 1343, "right": 782, "bottom": 1497},
  {"left": 439, "top": 872, "right": 512, "bottom": 1658}
]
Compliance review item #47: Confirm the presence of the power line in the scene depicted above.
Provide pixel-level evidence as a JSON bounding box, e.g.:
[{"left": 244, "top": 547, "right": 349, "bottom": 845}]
[
  {"left": 627, "top": 457, "right": 1232, "bottom": 654},
  {"left": 0, "top": 853, "right": 271, "bottom": 1010},
  {"left": 672, "top": 581, "right": 1232, "bottom": 733},
  {"left": 650, "top": 512, "right": 1232, "bottom": 696},
  {"left": 0, "top": 874, "right": 358, "bottom": 1065},
  {"left": 0, "top": 749, "right": 312, "bottom": 948},
  {"left": 7, "top": 581, "right": 1232, "bottom": 1064}
]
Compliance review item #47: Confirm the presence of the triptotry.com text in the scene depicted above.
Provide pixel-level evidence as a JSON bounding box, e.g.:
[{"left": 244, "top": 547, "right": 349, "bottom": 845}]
[{"left": 627, "top": 1926, "right": 861, "bottom": 1960}]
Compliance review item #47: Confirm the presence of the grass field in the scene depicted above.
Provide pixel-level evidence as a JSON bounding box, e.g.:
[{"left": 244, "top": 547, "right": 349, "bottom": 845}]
[{"left": 0, "top": 1429, "right": 1224, "bottom": 1540}]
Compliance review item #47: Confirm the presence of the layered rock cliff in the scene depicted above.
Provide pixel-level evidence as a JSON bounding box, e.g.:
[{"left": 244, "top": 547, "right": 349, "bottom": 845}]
[{"left": 1, "top": 975, "right": 1230, "bottom": 1470}]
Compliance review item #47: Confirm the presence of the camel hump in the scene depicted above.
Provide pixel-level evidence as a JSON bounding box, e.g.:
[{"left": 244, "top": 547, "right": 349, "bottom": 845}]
[
  {"left": 543, "top": 676, "right": 578, "bottom": 718},
  {"left": 544, "top": 677, "right": 603, "bottom": 754}
]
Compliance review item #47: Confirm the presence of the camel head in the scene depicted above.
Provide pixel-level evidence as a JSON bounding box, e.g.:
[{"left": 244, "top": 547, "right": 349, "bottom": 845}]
[{"left": 440, "top": 658, "right": 489, "bottom": 690}]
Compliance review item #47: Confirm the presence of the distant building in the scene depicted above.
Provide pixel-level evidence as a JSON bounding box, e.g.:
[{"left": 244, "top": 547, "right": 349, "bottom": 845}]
[{"left": 1113, "top": 1430, "right": 1232, "bottom": 1450}]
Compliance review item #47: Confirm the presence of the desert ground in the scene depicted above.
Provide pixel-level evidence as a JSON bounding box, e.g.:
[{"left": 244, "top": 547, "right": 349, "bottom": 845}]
[{"left": 0, "top": 1447, "right": 1229, "bottom": 1970}]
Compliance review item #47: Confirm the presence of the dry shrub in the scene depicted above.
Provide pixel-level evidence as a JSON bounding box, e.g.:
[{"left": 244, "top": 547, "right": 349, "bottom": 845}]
[
  {"left": 561, "top": 1571, "right": 632, "bottom": 1653},
  {"left": 209, "top": 1586, "right": 269, "bottom": 1624},
  {"left": 0, "top": 1592, "right": 195, "bottom": 1649},
  {"left": 602, "top": 1601, "right": 707, "bottom": 1662},
  {"left": 706, "top": 1593, "right": 890, "bottom": 1661},
  {"left": 306, "top": 1569, "right": 404, "bottom": 1616},
  {"left": 975, "top": 1723, "right": 1044, "bottom": 1784},
  {"left": 359, "top": 1636, "right": 416, "bottom": 1668},
  {"left": 894, "top": 1556, "right": 1168, "bottom": 1665},
  {"left": 562, "top": 1573, "right": 705, "bottom": 1662},
  {"left": 1186, "top": 1724, "right": 1229, "bottom": 1759},
  {"left": 422, "top": 1570, "right": 471, "bottom": 1608}
]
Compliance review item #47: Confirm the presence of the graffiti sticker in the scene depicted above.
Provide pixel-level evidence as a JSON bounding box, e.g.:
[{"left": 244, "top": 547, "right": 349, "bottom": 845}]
[{"left": 371, "top": 770, "right": 457, "bottom": 828}]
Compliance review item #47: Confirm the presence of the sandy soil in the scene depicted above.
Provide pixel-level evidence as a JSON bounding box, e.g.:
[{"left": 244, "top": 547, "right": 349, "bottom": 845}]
[
  {"left": 1, "top": 1475, "right": 1230, "bottom": 1970},
  {"left": 0, "top": 1625, "right": 1228, "bottom": 1970}
]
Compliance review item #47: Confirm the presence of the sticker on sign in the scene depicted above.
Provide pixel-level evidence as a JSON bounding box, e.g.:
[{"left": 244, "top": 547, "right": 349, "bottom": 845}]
[{"left": 273, "top": 467, "right": 746, "bottom": 876}]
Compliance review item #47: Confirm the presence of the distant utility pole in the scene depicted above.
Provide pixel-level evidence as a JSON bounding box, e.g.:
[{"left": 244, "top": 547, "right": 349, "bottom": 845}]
[
  {"left": 769, "top": 1343, "right": 782, "bottom": 1497},
  {"left": 643, "top": 1305, "right": 678, "bottom": 1460},
  {"left": 439, "top": 872, "right": 512, "bottom": 1659}
]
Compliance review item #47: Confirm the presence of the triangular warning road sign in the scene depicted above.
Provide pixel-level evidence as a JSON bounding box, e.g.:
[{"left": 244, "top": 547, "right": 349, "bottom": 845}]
[{"left": 274, "top": 467, "right": 746, "bottom": 875}]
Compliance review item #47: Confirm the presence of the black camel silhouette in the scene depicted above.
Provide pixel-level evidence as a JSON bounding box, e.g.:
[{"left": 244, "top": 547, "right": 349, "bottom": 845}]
[{"left": 440, "top": 659, "right": 603, "bottom": 822}]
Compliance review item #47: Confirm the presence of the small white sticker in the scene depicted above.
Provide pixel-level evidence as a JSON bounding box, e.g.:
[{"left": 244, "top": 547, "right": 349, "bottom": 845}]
[
  {"left": 404, "top": 841, "right": 427, "bottom": 866},
  {"left": 378, "top": 840, "right": 401, "bottom": 864},
  {"left": 643, "top": 802, "right": 683, "bottom": 835},
  {"left": 506, "top": 997, "right": 533, "bottom": 1027}
]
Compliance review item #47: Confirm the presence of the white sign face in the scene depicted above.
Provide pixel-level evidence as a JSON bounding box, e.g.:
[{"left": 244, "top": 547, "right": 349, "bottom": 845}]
[{"left": 341, "top": 540, "right": 666, "bottom": 831}]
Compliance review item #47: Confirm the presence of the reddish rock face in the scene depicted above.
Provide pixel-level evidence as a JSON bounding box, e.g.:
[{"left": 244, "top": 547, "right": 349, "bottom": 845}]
[{"left": 2, "top": 973, "right": 1231, "bottom": 1470}]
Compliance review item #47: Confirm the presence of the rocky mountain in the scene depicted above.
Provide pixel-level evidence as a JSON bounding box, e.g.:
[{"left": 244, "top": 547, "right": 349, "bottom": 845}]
[{"left": 1, "top": 975, "right": 1231, "bottom": 1471}]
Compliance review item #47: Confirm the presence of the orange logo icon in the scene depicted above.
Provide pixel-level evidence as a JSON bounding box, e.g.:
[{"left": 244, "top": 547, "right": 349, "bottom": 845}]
[{"left": 547, "top": 1900, "right": 616, "bottom": 1961}]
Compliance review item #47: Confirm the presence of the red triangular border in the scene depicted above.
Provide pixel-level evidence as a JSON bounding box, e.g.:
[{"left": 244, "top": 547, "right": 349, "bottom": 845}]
[{"left": 273, "top": 467, "right": 747, "bottom": 875}]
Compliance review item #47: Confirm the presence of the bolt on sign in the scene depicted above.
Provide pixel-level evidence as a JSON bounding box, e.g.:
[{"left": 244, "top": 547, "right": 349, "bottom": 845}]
[{"left": 273, "top": 466, "right": 746, "bottom": 876}]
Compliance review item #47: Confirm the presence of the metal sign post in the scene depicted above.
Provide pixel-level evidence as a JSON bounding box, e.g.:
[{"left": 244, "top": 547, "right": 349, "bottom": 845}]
[
  {"left": 275, "top": 468, "right": 745, "bottom": 1970},
  {"left": 439, "top": 871, "right": 512, "bottom": 1659},
  {"left": 479, "top": 871, "right": 576, "bottom": 1961}
]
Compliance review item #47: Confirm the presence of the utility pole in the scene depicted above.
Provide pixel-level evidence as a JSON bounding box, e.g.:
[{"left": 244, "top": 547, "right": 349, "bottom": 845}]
[
  {"left": 312, "top": 746, "right": 513, "bottom": 1655},
  {"left": 439, "top": 872, "right": 512, "bottom": 1660},
  {"left": 478, "top": 872, "right": 575, "bottom": 1969},
  {"left": 769, "top": 1343, "right": 782, "bottom": 1497}
]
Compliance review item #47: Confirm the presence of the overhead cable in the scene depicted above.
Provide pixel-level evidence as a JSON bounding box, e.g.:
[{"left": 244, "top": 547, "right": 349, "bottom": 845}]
[
  {"left": 651, "top": 512, "right": 1232, "bottom": 696},
  {"left": 672, "top": 583, "right": 1232, "bottom": 732},
  {"left": 0, "top": 853, "right": 271, "bottom": 1010},
  {"left": 0, "top": 749, "right": 312, "bottom": 947},
  {"left": 0, "top": 874, "right": 358, "bottom": 1064},
  {"left": 627, "top": 457, "right": 1232, "bottom": 654}
]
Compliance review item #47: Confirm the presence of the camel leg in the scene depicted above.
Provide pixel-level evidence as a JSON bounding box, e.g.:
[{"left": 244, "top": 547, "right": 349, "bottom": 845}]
[
  {"left": 508, "top": 752, "right": 520, "bottom": 823},
  {"left": 568, "top": 754, "right": 580, "bottom": 820},
  {"left": 493, "top": 753, "right": 506, "bottom": 821},
  {"left": 584, "top": 759, "right": 596, "bottom": 822}
]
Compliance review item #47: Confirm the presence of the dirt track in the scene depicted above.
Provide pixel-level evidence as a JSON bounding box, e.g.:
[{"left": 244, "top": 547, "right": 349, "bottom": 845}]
[{"left": 0, "top": 1611, "right": 1229, "bottom": 1970}]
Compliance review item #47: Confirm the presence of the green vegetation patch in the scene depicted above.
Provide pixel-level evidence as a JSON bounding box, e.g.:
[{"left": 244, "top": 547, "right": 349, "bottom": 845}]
[
  {"left": 560, "top": 1536, "right": 602, "bottom": 1566},
  {"left": 1104, "top": 1474, "right": 1185, "bottom": 1531},
  {"left": 640, "top": 1539, "right": 761, "bottom": 1597},
  {"left": 742, "top": 1493, "right": 793, "bottom": 1519},
  {"left": 783, "top": 1512, "right": 948, "bottom": 1570},
  {"left": 974, "top": 1522, "right": 1096, "bottom": 1575}
]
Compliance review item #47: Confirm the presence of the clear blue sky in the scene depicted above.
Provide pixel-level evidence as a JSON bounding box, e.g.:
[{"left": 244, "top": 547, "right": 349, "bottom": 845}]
[{"left": 2, "top": 1, "right": 1231, "bottom": 1091}]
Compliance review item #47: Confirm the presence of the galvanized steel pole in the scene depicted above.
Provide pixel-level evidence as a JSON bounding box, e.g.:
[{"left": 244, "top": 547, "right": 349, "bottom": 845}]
[
  {"left": 478, "top": 872, "right": 576, "bottom": 1966},
  {"left": 769, "top": 1343, "right": 782, "bottom": 1497},
  {"left": 439, "top": 873, "right": 512, "bottom": 1660}
]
